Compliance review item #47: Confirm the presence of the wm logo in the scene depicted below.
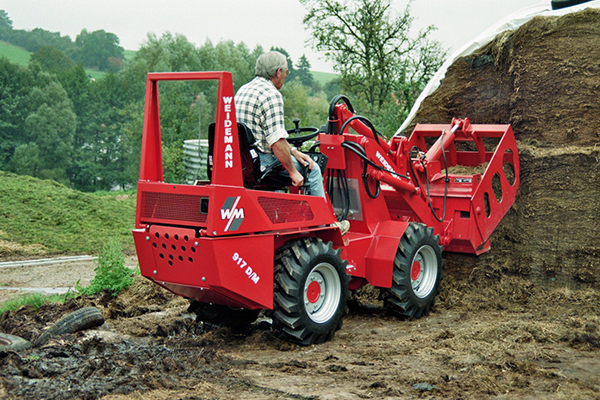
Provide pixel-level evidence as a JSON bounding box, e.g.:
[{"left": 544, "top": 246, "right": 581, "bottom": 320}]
[{"left": 221, "top": 196, "right": 244, "bottom": 232}]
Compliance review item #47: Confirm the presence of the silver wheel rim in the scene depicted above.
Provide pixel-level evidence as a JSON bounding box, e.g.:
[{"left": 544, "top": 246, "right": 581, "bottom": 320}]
[
  {"left": 303, "top": 262, "right": 341, "bottom": 323},
  {"left": 410, "top": 245, "right": 438, "bottom": 298}
]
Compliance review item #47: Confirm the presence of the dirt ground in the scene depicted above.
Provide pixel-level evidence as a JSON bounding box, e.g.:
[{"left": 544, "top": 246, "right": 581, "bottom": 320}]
[
  {"left": 2, "top": 8, "right": 600, "bottom": 400},
  {"left": 0, "top": 269, "right": 599, "bottom": 400}
]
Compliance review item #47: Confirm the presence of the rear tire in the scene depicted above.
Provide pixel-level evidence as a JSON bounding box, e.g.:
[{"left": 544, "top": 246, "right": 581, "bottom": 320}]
[
  {"left": 273, "top": 238, "right": 349, "bottom": 345},
  {"left": 382, "top": 223, "right": 442, "bottom": 319}
]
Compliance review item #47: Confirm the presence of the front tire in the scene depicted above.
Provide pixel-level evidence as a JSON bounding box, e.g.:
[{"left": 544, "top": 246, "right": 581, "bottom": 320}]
[
  {"left": 273, "top": 238, "right": 349, "bottom": 345},
  {"left": 382, "top": 223, "right": 443, "bottom": 319}
]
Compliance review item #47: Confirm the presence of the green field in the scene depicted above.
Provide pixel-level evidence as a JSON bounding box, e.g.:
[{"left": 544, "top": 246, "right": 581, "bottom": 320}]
[
  {"left": 312, "top": 70, "right": 338, "bottom": 86},
  {"left": 124, "top": 49, "right": 137, "bottom": 61},
  {"left": 0, "top": 40, "right": 31, "bottom": 65},
  {"left": 0, "top": 40, "right": 110, "bottom": 80}
]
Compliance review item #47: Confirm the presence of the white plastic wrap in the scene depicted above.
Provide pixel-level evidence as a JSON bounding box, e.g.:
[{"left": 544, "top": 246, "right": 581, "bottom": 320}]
[{"left": 395, "top": 0, "right": 600, "bottom": 135}]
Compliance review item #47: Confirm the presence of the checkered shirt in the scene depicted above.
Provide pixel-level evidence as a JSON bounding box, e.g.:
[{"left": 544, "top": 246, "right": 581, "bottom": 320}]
[{"left": 235, "top": 77, "right": 288, "bottom": 153}]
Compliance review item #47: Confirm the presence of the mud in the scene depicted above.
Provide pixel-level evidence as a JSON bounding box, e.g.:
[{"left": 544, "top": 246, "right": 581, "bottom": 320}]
[
  {"left": 2, "top": 8, "right": 600, "bottom": 400},
  {"left": 1, "top": 277, "right": 599, "bottom": 399}
]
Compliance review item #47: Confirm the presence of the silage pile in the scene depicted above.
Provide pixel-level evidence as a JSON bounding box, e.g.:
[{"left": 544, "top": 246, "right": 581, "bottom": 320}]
[{"left": 409, "top": 8, "right": 600, "bottom": 287}]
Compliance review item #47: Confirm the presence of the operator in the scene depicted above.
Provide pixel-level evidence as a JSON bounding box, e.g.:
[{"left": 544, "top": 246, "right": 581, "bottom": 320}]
[{"left": 235, "top": 51, "right": 349, "bottom": 234}]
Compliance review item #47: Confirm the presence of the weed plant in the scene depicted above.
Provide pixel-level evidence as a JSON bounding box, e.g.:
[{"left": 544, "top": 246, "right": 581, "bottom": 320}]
[{"left": 76, "top": 240, "right": 136, "bottom": 295}]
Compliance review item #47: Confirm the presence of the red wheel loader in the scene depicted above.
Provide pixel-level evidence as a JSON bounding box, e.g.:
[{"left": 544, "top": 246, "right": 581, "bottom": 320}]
[{"left": 133, "top": 72, "right": 520, "bottom": 345}]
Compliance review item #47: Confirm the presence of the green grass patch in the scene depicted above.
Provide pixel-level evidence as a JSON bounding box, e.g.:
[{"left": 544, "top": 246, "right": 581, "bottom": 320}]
[
  {"left": 0, "top": 41, "right": 106, "bottom": 80},
  {"left": 0, "top": 41, "right": 31, "bottom": 65},
  {"left": 86, "top": 69, "right": 106, "bottom": 80},
  {"left": 0, "top": 171, "right": 136, "bottom": 257},
  {"left": 124, "top": 49, "right": 137, "bottom": 61},
  {"left": 312, "top": 70, "right": 338, "bottom": 86},
  {"left": 0, "top": 292, "right": 77, "bottom": 314}
]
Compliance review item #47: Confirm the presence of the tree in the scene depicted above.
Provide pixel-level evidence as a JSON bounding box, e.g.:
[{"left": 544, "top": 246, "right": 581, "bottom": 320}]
[
  {"left": 74, "top": 29, "right": 124, "bottom": 71},
  {"left": 295, "top": 54, "right": 315, "bottom": 88},
  {"left": 281, "top": 80, "right": 328, "bottom": 129},
  {"left": 301, "top": 0, "right": 445, "bottom": 134},
  {"left": 23, "top": 81, "right": 77, "bottom": 183},
  {"left": 8, "top": 142, "right": 40, "bottom": 177},
  {"left": 7, "top": 27, "right": 73, "bottom": 53},
  {"left": 0, "top": 10, "right": 13, "bottom": 39},
  {"left": 30, "top": 46, "right": 76, "bottom": 74},
  {"left": 0, "top": 58, "right": 35, "bottom": 168}
]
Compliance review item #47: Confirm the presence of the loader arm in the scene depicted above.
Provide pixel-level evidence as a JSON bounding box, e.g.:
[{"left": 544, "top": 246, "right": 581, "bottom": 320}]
[{"left": 323, "top": 104, "right": 520, "bottom": 255}]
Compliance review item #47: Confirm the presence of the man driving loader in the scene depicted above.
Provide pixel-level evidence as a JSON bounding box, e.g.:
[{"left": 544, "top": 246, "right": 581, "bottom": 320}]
[{"left": 235, "top": 51, "right": 350, "bottom": 234}]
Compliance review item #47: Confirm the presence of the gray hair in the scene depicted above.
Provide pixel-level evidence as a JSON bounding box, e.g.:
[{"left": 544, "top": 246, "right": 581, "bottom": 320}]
[{"left": 255, "top": 51, "right": 288, "bottom": 79}]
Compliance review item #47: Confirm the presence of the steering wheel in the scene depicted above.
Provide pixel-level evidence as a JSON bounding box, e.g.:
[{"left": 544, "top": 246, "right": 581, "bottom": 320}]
[{"left": 287, "top": 119, "right": 320, "bottom": 146}]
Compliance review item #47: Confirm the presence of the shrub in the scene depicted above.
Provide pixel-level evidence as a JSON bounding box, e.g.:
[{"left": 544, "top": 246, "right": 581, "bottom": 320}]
[{"left": 77, "top": 240, "right": 134, "bottom": 295}]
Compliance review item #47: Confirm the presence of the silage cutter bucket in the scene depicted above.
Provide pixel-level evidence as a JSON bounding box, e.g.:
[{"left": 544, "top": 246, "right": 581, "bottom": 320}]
[{"left": 405, "top": 118, "right": 520, "bottom": 254}]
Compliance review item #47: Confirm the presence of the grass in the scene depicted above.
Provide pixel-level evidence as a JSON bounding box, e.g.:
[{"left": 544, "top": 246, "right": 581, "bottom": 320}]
[
  {"left": 0, "top": 41, "right": 31, "bottom": 65},
  {"left": 312, "top": 70, "right": 338, "bottom": 86},
  {"left": 124, "top": 49, "right": 137, "bottom": 61},
  {"left": 0, "top": 40, "right": 106, "bottom": 79},
  {"left": 0, "top": 171, "right": 137, "bottom": 257},
  {"left": 86, "top": 69, "right": 106, "bottom": 80},
  {"left": 0, "top": 292, "right": 77, "bottom": 314}
]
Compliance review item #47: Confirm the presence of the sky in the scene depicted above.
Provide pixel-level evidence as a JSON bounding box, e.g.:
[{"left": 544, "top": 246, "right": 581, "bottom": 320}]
[{"left": 1, "top": 0, "right": 547, "bottom": 73}]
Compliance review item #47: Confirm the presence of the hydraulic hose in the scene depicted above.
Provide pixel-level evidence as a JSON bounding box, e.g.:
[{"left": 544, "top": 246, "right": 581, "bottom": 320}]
[
  {"left": 327, "top": 95, "right": 355, "bottom": 136},
  {"left": 339, "top": 115, "right": 384, "bottom": 146},
  {"left": 409, "top": 127, "right": 450, "bottom": 223},
  {"left": 341, "top": 141, "right": 380, "bottom": 199}
]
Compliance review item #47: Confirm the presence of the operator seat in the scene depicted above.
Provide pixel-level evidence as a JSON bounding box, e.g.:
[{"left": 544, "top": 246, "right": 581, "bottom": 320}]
[{"left": 207, "top": 122, "right": 292, "bottom": 189}]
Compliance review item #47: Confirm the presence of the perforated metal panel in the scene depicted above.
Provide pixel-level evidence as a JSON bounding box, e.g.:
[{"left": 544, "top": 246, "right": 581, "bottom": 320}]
[{"left": 150, "top": 228, "right": 198, "bottom": 267}]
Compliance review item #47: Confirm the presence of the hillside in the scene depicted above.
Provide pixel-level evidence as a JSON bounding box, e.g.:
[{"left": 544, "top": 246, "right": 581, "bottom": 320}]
[
  {"left": 0, "top": 40, "right": 30, "bottom": 65},
  {"left": 0, "top": 171, "right": 136, "bottom": 258},
  {"left": 0, "top": 40, "right": 106, "bottom": 80},
  {"left": 0, "top": 41, "right": 335, "bottom": 84}
]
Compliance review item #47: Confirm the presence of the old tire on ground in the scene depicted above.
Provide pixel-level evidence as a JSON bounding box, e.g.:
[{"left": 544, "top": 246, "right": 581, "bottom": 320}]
[
  {"left": 33, "top": 307, "right": 104, "bottom": 347},
  {"left": 188, "top": 301, "right": 260, "bottom": 329},
  {"left": 0, "top": 333, "right": 32, "bottom": 352},
  {"left": 382, "top": 223, "right": 442, "bottom": 319},
  {"left": 273, "top": 237, "right": 349, "bottom": 345}
]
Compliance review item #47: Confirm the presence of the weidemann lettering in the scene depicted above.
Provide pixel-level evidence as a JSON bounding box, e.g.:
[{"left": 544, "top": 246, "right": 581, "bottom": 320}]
[{"left": 223, "top": 97, "right": 234, "bottom": 168}]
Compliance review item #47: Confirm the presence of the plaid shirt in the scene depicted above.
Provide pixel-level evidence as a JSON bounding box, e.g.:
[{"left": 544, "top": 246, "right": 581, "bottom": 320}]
[{"left": 235, "top": 77, "right": 288, "bottom": 153}]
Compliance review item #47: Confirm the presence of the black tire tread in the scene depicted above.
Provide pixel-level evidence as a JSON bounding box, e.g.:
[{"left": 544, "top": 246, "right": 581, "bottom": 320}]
[
  {"left": 382, "top": 223, "right": 443, "bottom": 319},
  {"left": 0, "top": 333, "right": 32, "bottom": 352},
  {"left": 273, "top": 237, "right": 350, "bottom": 345},
  {"left": 33, "top": 307, "right": 104, "bottom": 347}
]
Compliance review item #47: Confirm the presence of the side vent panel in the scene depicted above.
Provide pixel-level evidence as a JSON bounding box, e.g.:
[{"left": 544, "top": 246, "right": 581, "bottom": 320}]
[{"left": 141, "top": 192, "right": 208, "bottom": 225}]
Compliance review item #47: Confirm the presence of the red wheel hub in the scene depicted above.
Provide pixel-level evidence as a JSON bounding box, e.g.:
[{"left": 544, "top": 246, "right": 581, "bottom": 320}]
[
  {"left": 306, "top": 281, "right": 321, "bottom": 304},
  {"left": 411, "top": 260, "right": 421, "bottom": 281}
]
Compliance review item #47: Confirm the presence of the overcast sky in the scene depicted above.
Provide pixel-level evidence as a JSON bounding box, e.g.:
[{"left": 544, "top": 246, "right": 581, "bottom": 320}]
[{"left": 2, "top": 0, "right": 547, "bottom": 72}]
